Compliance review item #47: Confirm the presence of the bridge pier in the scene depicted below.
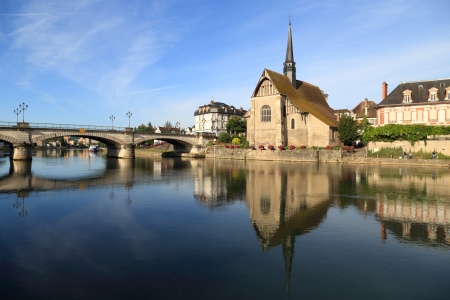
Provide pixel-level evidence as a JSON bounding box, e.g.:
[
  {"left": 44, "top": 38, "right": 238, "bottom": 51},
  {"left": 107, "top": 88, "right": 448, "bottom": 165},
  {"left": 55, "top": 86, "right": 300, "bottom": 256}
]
[
  {"left": 107, "top": 144, "right": 135, "bottom": 159},
  {"left": 10, "top": 144, "right": 33, "bottom": 160}
]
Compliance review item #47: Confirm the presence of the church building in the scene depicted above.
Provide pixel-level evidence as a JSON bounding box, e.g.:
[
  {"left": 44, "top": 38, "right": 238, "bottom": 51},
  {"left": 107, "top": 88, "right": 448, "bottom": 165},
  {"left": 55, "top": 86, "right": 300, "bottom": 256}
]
[{"left": 246, "top": 23, "right": 339, "bottom": 148}]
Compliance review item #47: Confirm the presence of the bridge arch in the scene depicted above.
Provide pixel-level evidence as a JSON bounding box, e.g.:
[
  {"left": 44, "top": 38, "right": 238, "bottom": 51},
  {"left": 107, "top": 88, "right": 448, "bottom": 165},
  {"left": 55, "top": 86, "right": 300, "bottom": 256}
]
[
  {"left": 32, "top": 131, "right": 124, "bottom": 146},
  {"left": 0, "top": 134, "right": 16, "bottom": 145}
]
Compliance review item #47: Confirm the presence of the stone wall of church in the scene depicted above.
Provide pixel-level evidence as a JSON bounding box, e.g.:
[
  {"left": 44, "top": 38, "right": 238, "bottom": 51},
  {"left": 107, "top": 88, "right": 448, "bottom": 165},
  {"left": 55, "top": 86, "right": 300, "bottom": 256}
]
[
  {"left": 248, "top": 94, "right": 284, "bottom": 147},
  {"left": 248, "top": 93, "right": 338, "bottom": 148},
  {"left": 308, "top": 115, "right": 336, "bottom": 147},
  {"left": 286, "top": 113, "right": 308, "bottom": 147}
]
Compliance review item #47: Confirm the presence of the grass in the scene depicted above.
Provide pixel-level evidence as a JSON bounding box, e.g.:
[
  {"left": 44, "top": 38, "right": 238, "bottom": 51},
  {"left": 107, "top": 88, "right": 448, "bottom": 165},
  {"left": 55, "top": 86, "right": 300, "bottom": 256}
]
[{"left": 368, "top": 146, "right": 450, "bottom": 159}]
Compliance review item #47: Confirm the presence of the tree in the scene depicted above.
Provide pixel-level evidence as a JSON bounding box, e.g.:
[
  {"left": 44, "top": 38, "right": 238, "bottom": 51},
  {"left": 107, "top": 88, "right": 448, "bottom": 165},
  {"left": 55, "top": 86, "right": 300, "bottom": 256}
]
[
  {"left": 147, "top": 121, "right": 155, "bottom": 133},
  {"left": 164, "top": 121, "right": 173, "bottom": 128},
  {"left": 226, "top": 116, "right": 246, "bottom": 134},
  {"left": 137, "top": 124, "right": 148, "bottom": 132},
  {"left": 338, "top": 114, "right": 360, "bottom": 146}
]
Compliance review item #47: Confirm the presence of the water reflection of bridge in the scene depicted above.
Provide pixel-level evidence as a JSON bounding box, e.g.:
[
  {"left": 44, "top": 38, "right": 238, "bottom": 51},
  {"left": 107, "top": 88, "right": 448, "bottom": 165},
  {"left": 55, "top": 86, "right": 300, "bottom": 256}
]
[{"left": 0, "top": 157, "right": 183, "bottom": 194}]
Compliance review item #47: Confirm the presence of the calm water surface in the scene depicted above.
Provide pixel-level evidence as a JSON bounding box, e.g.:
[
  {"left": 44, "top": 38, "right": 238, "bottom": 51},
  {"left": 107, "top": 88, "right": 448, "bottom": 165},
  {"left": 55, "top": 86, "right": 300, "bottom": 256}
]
[{"left": 1, "top": 149, "right": 450, "bottom": 299}]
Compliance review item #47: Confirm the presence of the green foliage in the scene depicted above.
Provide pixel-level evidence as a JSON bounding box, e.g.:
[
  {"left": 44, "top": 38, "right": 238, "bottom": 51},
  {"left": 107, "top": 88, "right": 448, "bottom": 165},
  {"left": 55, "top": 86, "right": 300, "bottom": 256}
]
[
  {"left": 338, "top": 114, "right": 360, "bottom": 145},
  {"left": 232, "top": 137, "right": 240, "bottom": 145},
  {"left": 164, "top": 120, "right": 173, "bottom": 128},
  {"left": 226, "top": 116, "right": 246, "bottom": 134},
  {"left": 136, "top": 124, "right": 148, "bottom": 132},
  {"left": 218, "top": 132, "right": 231, "bottom": 143},
  {"left": 241, "top": 140, "right": 249, "bottom": 149},
  {"left": 362, "top": 124, "right": 450, "bottom": 145},
  {"left": 359, "top": 115, "right": 372, "bottom": 135},
  {"left": 147, "top": 121, "right": 155, "bottom": 133},
  {"left": 367, "top": 147, "right": 404, "bottom": 158},
  {"left": 368, "top": 146, "right": 450, "bottom": 160}
]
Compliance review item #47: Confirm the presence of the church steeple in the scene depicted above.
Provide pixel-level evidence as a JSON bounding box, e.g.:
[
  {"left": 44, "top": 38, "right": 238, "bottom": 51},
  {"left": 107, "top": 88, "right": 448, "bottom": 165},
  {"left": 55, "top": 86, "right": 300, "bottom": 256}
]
[{"left": 283, "top": 21, "right": 297, "bottom": 88}]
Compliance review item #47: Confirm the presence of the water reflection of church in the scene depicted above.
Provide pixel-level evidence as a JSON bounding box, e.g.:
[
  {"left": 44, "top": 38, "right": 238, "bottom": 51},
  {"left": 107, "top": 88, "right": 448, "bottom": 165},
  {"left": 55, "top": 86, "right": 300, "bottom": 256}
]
[{"left": 192, "top": 161, "right": 450, "bottom": 290}]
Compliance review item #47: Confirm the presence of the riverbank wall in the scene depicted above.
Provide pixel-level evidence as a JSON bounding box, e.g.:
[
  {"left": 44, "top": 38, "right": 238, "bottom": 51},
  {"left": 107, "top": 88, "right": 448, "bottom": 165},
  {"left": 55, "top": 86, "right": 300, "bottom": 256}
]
[{"left": 135, "top": 148, "right": 450, "bottom": 168}]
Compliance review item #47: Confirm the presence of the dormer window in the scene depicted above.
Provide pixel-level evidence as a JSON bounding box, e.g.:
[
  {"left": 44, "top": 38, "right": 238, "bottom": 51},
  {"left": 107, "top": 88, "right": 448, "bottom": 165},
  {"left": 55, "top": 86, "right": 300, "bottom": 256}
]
[
  {"left": 428, "top": 87, "right": 438, "bottom": 101},
  {"left": 403, "top": 89, "right": 412, "bottom": 103},
  {"left": 445, "top": 87, "right": 450, "bottom": 100}
]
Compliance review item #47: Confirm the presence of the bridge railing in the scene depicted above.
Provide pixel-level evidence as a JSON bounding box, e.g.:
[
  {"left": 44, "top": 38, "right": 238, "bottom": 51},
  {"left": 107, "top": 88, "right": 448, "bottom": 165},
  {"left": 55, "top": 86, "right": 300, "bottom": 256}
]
[{"left": 0, "top": 121, "right": 128, "bottom": 132}]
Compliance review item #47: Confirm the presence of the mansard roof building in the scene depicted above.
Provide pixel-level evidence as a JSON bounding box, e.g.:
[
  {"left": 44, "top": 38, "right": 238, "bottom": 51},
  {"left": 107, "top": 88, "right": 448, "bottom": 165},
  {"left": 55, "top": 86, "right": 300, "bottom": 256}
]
[
  {"left": 194, "top": 100, "right": 246, "bottom": 136},
  {"left": 246, "top": 22, "right": 339, "bottom": 148},
  {"left": 376, "top": 79, "right": 450, "bottom": 126}
]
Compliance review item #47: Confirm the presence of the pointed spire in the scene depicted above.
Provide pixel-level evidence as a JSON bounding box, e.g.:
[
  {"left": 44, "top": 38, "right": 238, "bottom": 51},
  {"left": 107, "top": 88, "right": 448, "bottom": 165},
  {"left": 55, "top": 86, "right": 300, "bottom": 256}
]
[{"left": 283, "top": 21, "right": 297, "bottom": 88}]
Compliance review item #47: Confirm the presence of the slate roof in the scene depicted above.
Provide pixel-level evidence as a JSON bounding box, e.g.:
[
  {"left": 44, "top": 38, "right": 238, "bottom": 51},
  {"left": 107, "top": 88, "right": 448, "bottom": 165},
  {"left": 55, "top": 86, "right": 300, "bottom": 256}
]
[
  {"left": 378, "top": 79, "right": 450, "bottom": 106},
  {"left": 194, "top": 100, "right": 246, "bottom": 116},
  {"left": 256, "top": 69, "right": 338, "bottom": 127},
  {"left": 352, "top": 100, "right": 377, "bottom": 119}
]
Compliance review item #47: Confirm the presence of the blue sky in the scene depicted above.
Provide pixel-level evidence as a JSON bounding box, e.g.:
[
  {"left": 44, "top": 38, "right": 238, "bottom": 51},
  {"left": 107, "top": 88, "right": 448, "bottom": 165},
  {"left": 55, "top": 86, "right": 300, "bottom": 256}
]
[{"left": 1, "top": 0, "right": 449, "bottom": 129}]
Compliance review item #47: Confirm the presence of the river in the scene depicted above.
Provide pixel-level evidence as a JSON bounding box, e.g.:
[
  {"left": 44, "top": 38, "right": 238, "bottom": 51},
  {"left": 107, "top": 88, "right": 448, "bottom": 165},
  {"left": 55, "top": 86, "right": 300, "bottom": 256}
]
[{"left": 1, "top": 149, "right": 449, "bottom": 299}]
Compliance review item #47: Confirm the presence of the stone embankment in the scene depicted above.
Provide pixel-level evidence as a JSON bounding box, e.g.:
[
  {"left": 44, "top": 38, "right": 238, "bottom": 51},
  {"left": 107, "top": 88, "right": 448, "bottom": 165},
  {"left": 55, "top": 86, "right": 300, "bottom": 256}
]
[
  {"left": 136, "top": 146, "right": 450, "bottom": 168},
  {"left": 203, "top": 147, "right": 450, "bottom": 168}
]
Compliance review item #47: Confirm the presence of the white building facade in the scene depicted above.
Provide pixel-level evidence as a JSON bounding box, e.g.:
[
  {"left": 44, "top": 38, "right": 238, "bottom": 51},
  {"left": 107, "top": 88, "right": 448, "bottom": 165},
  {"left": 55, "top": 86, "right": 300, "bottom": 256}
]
[{"left": 194, "top": 100, "right": 246, "bottom": 136}]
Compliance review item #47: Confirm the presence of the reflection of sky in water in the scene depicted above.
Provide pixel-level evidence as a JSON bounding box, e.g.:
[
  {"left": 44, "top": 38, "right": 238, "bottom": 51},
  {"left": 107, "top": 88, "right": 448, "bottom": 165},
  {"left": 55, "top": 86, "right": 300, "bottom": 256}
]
[{"left": 32, "top": 153, "right": 106, "bottom": 180}]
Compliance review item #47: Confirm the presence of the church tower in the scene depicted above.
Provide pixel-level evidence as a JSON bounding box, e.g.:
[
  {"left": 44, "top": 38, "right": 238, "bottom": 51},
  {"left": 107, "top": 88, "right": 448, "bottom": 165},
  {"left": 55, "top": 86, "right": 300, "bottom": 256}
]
[{"left": 283, "top": 21, "right": 297, "bottom": 88}]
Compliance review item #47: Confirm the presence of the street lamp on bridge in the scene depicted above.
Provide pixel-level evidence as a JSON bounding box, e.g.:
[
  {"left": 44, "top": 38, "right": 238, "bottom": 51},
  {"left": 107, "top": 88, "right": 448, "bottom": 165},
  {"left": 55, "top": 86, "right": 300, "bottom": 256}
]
[
  {"left": 126, "top": 111, "right": 132, "bottom": 128},
  {"left": 19, "top": 102, "right": 28, "bottom": 122},
  {"left": 110, "top": 115, "right": 115, "bottom": 130},
  {"left": 13, "top": 108, "right": 21, "bottom": 123}
]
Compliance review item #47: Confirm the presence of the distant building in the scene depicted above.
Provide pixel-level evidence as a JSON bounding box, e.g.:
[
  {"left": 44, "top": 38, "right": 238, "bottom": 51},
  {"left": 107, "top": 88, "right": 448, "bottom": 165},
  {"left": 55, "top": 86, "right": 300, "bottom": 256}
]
[
  {"left": 246, "top": 22, "right": 339, "bottom": 148},
  {"left": 352, "top": 98, "right": 378, "bottom": 125},
  {"left": 334, "top": 109, "right": 355, "bottom": 122},
  {"left": 376, "top": 79, "right": 450, "bottom": 126},
  {"left": 194, "top": 100, "right": 246, "bottom": 136}
]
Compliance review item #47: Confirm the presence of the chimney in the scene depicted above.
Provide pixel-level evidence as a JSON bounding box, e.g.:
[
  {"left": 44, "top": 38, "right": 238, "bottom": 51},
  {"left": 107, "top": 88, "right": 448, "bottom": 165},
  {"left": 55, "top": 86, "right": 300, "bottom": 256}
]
[
  {"left": 382, "top": 81, "right": 388, "bottom": 100},
  {"left": 364, "top": 98, "right": 368, "bottom": 115}
]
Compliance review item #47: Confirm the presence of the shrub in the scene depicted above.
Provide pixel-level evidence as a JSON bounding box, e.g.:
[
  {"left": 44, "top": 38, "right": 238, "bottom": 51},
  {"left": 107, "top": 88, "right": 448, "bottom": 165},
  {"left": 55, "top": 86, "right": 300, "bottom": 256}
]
[
  {"left": 218, "top": 132, "right": 231, "bottom": 143},
  {"left": 268, "top": 145, "right": 275, "bottom": 150},
  {"left": 241, "top": 140, "right": 250, "bottom": 149},
  {"left": 258, "top": 145, "right": 265, "bottom": 150},
  {"left": 278, "top": 145, "right": 285, "bottom": 150},
  {"left": 289, "top": 145, "right": 295, "bottom": 150},
  {"left": 326, "top": 145, "right": 333, "bottom": 150},
  {"left": 299, "top": 145, "right": 306, "bottom": 149},
  {"left": 224, "top": 144, "right": 230, "bottom": 148},
  {"left": 232, "top": 137, "right": 241, "bottom": 145}
]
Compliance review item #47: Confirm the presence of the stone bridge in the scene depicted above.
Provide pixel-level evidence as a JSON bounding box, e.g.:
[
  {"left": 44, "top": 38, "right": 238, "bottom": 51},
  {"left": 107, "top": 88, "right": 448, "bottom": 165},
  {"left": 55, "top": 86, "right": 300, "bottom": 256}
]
[{"left": 0, "top": 122, "right": 214, "bottom": 160}]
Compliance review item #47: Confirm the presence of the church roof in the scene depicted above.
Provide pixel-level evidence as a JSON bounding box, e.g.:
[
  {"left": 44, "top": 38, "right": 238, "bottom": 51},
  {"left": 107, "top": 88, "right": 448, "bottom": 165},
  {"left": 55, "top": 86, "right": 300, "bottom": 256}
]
[
  {"left": 261, "top": 69, "right": 338, "bottom": 127},
  {"left": 378, "top": 78, "right": 450, "bottom": 106}
]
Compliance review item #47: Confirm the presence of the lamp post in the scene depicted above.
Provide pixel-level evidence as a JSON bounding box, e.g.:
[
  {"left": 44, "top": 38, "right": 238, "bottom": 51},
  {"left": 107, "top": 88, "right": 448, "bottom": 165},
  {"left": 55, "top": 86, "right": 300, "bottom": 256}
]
[
  {"left": 126, "top": 111, "right": 132, "bottom": 128},
  {"left": 110, "top": 115, "right": 115, "bottom": 130},
  {"left": 19, "top": 102, "right": 28, "bottom": 122},
  {"left": 14, "top": 108, "right": 21, "bottom": 123}
]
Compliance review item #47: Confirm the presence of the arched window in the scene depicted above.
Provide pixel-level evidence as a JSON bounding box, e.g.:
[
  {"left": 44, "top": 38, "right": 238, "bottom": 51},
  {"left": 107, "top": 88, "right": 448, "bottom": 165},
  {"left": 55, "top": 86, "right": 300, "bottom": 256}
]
[
  {"left": 291, "top": 118, "right": 295, "bottom": 129},
  {"left": 261, "top": 105, "right": 271, "bottom": 122}
]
